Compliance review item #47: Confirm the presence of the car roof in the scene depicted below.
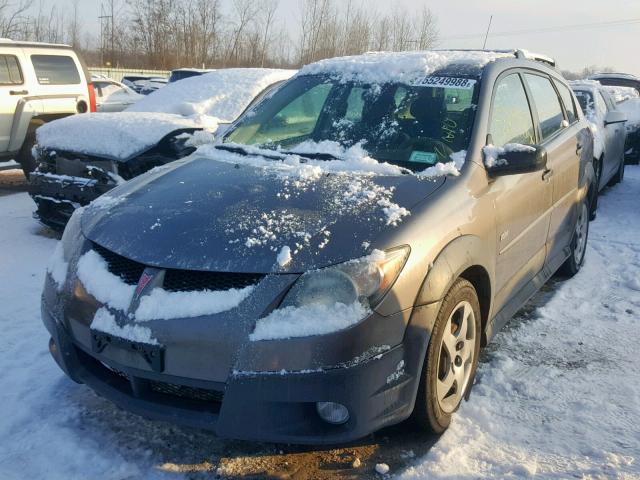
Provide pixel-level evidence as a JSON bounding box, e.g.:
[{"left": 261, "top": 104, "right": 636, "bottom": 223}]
[
  {"left": 0, "top": 38, "right": 73, "bottom": 49},
  {"left": 297, "top": 49, "right": 557, "bottom": 84},
  {"left": 589, "top": 72, "right": 639, "bottom": 81}
]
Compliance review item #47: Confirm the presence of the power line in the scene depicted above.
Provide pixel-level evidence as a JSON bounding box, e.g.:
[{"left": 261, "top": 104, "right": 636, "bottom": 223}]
[{"left": 443, "top": 17, "right": 640, "bottom": 41}]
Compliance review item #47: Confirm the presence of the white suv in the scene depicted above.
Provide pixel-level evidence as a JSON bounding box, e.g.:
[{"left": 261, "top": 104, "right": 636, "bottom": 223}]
[{"left": 0, "top": 39, "right": 94, "bottom": 176}]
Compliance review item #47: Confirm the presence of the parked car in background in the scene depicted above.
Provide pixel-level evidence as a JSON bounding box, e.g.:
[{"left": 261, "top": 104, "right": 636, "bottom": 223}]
[
  {"left": 121, "top": 75, "right": 154, "bottom": 93},
  {"left": 41, "top": 50, "right": 595, "bottom": 444},
  {"left": 92, "top": 78, "right": 143, "bottom": 112},
  {"left": 570, "top": 81, "right": 626, "bottom": 194},
  {"left": 137, "top": 77, "right": 168, "bottom": 95},
  {"left": 169, "top": 68, "right": 214, "bottom": 83},
  {"left": 589, "top": 73, "right": 640, "bottom": 162},
  {"left": 0, "top": 39, "right": 94, "bottom": 177},
  {"left": 29, "top": 68, "right": 295, "bottom": 230}
]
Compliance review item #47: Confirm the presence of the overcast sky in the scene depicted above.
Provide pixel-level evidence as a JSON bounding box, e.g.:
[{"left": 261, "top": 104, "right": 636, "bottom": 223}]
[{"left": 54, "top": 0, "right": 640, "bottom": 75}]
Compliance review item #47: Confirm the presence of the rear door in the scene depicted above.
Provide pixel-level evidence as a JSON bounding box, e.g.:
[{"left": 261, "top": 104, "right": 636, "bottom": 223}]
[
  {"left": 489, "top": 72, "right": 552, "bottom": 310},
  {"left": 601, "top": 91, "right": 625, "bottom": 177},
  {"left": 523, "top": 72, "right": 580, "bottom": 268},
  {"left": 0, "top": 48, "right": 27, "bottom": 152}
]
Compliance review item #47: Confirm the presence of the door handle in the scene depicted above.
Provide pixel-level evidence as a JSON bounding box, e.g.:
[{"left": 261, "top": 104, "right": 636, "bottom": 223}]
[
  {"left": 9, "top": 89, "right": 28, "bottom": 95},
  {"left": 542, "top": 168, "right": 553, "bottom": 181}
]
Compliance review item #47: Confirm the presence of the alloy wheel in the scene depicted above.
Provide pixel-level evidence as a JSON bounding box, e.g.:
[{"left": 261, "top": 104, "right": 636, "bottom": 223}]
[
  {"left": 574, "top": 202, "right": 588, "bottom": 265},
  {"left": 436, "top": 300, "right": 476, "bottom": 414}
]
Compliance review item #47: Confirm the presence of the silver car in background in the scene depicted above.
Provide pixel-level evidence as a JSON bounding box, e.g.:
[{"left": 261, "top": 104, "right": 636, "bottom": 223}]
[{"left": 570, "top": 81, "right": 626, "bottom": 195}]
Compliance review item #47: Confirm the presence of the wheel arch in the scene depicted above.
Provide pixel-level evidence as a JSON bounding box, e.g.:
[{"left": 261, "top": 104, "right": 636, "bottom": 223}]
[{"left": 413, "top": 235, "right": 494, "bottom": 344}]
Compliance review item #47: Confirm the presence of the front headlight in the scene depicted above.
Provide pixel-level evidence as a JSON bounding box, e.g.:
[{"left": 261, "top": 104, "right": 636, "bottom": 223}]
[
  {"left": 47, "top": 207, "right": 85, "bottom": 291},
  {"left": 280, "top": 246, "right": 410, "bottom": 310},
  {"left": 61, "top": 206, "right": 85, "bottom": 262}
]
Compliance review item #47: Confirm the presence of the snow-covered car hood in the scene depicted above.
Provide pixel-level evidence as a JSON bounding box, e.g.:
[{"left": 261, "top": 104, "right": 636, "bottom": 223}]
[
  {"left": 36, "top": 112, "right": 201, "bottom": 161},
  {"left": 81, "top": 153, "right": 445, "bottom": 273}
]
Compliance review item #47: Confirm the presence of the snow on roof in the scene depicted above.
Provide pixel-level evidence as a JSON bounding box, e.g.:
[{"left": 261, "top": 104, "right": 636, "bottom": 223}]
[
  {"left": 127, "top": 68, "right": 296, "bottom": 124},
  {"left": 36, "top": 112, "right": 199, "bottom": 160},
  {"left": 298, "top": 50, "right": 512, "bottom": 84},
  {"left": 590, "top": 72, "right": 639, "bottom": 81},
  {"left": 569, "top": 79, "right": 602, "bottom": 91}
]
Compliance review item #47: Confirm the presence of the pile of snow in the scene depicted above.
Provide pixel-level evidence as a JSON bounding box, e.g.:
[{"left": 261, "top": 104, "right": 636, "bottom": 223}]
[
  {"left": 127, "top": 68, "right": 295, "bottom": 126},
  {"left": 36, "top": 112, "right": 199, "bottom": 160},
  {"left": 299, "top": 50, "right": 511, "bottom": 84},
  {"left": 46, "top": 242, "right": 68, "bottom": 292},
  {"left": 276, "top": 246, "right": 292, "bottom": 267},
  {"left": 483, "top": 143, "right": 535, "bottom": 168},
  {"left": 617, "top": 98, "right": 640, "bottom": 131},
  {"left": 91, "top": 308, "right": 157, "bottom": 345},
  {"left": 135, "top": 284, "right": 254, "bottom": 321},
  {"left": 601, "top": 85, "right": 639, "bottom": 103},
  {"left": 77, "top": 250, "right": 135, "bottom": 312},
  {"left": 203, "top": 141, "right": 464, "bottom": 264},
  {"left": 249, "top": 301, "right": 370, "bottom": 341},
  {"left": 75, "top": 248, "right": 255, "bottom": 342},
  {"left": 416, "top": 150, "right": 466, "bottom": 178},
  {"left": 36, "top": 69, "right": 295, "bottom": 160}
]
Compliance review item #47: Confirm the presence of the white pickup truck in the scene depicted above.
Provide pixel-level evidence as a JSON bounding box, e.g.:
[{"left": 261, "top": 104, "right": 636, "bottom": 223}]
[{"left": 0, "top": 39, "right": 94, "bottom": 176}]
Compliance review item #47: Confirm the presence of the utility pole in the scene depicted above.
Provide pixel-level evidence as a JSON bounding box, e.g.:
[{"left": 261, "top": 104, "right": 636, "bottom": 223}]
[
  {"left": 482, "top": 15, "right": 493, "bottom": 50},
  {"left": 98, "top": 3, "right": 113, "bottom": 67},
  {"left": 110, "top": 0, "right": 115, "bottom": 67}
]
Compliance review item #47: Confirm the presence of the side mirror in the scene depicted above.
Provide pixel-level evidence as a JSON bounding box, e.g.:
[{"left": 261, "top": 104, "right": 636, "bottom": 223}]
[
  {"left": 485, "top": 144, "right": 548, "bottom": 176},
  {"left": 604, "top": 111, "right": 627, "bottom": 125}
]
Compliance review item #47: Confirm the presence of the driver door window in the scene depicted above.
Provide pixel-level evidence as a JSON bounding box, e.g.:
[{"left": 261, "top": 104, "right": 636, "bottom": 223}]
[
  {"left": 256, "top": 83, "right": 332, "bottom": 143},
  {"left": 489, "top": 74, "right": 536, "bottom": 146}
]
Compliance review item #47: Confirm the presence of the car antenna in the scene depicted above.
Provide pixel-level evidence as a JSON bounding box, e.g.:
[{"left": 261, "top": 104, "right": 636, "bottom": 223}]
[{"left": 482, "top": 15, "right": 493, "bottom": 50}]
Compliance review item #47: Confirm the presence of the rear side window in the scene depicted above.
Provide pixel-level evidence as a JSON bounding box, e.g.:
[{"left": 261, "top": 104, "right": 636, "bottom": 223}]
[
  {"left": 0, "top": 55, "right": 23, "bottom": 85},
  {"left": 554, "top": 80, "right": 577, "bottom": 123},
  {"left": 524, "top": 73, "right": 564, "bottom": 139},
  {"left": 489, "top": 73, "right": 536, "bottom": 146},
  {"left": 31, "top": 55, "right": 80, "bottom": 85}
]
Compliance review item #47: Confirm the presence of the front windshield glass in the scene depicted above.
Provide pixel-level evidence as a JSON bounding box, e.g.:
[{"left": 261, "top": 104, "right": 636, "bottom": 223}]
[
  {"left": 574, "top": 90, "right": 594, "bottom": 112},
  {"left": 225, "top": 74, "right": 478, "bottom": 170}
]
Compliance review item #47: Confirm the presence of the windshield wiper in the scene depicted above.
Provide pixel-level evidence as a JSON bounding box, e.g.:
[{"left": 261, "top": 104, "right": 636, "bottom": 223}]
[
  {"left": 282, "top": 150, "right": 340, "bottom": 161},
  {"left": 214, "top": 144, "right": 284, "bottom": 161}
]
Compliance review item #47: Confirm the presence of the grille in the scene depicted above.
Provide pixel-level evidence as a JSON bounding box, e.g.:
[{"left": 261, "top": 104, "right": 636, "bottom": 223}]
[
  {"left": 93, "top": 243, "right": 145, "bottom": 285},
  {"left": 92, "top": 243, "right": 264, "bottom": 292},
  {"left": 163, "top": 269, "right": 264, "bottom": 292},
  {"left": 150, "top": 380, "right": 224, "bottom": 404}
]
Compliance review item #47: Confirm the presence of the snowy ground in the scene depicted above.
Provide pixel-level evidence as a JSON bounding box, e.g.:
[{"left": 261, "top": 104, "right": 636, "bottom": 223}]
[{"left": 0, "top": 168, "right": 639, "bottom": 479}]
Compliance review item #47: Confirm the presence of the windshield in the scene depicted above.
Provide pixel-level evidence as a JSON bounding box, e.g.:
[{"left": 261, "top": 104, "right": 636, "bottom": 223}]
[
  {"left": 574, "top": 90, "right": 594, "bottom": 112},
  {"left": 224, "top": 74, "right": 478, "bottom": 170}
]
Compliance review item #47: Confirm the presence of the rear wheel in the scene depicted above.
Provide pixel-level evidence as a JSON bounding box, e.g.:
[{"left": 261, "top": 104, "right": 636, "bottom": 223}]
[
  {"left": 560, "top": 198, "right": 589, "bottom": 277},
  {"left": 17, "top": 131, "right": 37, "bottom": 179},
  {"left": 411, "top": 278, "right": 481, "bottom": 434}
]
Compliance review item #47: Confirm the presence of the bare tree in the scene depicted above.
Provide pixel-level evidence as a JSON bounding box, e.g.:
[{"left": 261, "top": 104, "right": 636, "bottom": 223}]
[
  {"left": 0, "top": 0, "right": 32, "bottom": 38},
  {"left": 225, "top": 0, "right": 259, "bottom": 66}
]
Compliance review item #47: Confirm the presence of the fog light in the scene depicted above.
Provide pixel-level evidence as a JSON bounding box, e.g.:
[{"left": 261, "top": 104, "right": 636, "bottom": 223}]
[{"left": 316, "top": 401, "right": 350, "bottom": 425}]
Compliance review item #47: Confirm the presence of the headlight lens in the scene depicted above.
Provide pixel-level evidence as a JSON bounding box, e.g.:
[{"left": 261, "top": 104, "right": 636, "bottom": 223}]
[
  {"left": 280, "top": 246, "right": 410, "bottom": 310},
  {"left": 61, "top": 206, "right": 85, "bottom": 262}
]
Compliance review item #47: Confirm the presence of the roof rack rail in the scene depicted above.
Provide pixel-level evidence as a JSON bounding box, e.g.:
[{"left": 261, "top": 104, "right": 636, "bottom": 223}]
[
  {"left": 430, "top": 48, "right": 556, "bottom": 67},
  {"left": 513, "top": 49, "right": 556, "bottom": 67}
]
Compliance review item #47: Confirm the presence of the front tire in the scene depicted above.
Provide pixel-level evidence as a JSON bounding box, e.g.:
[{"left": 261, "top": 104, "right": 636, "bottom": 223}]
[
  {"left": 411, "top": 278, "right": 481, "bottom": 434},
  {"left": 17, "top": 131, "right": 37, "bottom": 179},
  {"left": 560, "top": 198, "right": 589, "bottom": 277}
]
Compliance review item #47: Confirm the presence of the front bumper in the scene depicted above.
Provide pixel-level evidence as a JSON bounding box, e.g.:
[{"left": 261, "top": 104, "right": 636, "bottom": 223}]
[
  {"left": 42, "top": 296, "right": 436, "bottom": 445},
  {"left": 29, "top": 171, "right": 115, "bottom": 231}
]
